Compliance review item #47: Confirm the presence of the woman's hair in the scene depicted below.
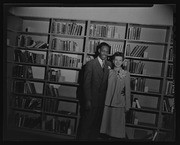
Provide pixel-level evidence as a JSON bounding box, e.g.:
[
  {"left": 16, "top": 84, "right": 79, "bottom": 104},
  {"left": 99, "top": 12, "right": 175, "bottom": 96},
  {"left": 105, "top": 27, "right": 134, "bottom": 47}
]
[
  {"left": 111, "top": 52, "right": 125, "bottom": 69},
  {"left": 111, "top": 51, "right": 124, "bottom": 61}
]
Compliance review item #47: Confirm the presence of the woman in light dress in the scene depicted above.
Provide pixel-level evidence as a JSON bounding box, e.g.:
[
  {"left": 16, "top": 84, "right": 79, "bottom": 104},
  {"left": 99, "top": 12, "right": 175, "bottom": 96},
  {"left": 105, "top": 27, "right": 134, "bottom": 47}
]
[{"left": 100, "top": 52, "right": 131, "bottom": 140}]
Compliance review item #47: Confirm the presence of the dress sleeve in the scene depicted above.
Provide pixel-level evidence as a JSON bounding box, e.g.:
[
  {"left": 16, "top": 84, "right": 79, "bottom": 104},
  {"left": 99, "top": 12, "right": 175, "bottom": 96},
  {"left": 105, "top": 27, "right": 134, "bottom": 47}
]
[{"left": 125, "top": 71, "right": 131, "bottom": 111}]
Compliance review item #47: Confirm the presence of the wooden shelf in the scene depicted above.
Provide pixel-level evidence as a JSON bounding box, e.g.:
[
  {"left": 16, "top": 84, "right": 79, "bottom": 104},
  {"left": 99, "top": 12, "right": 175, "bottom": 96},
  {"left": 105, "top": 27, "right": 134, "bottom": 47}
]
[
  {"left": 44, "top": 111, "right": 80, "bottom": 119},
  {"left": 6, "top": 12, "right": 175, "bottom": 140},
  {"left": 131, "top": 90, "right": 161, "bottom": 97},
  {"left": 46, "top": 80, "right": 79, "bottom": 86},
  {"left": 126, "top": 39, "right": 168, "bottom": 45},
  {"left": 130, "top": 107, "right": 159, "bottom": 114},
  {"left": 11, "top": 107, "right": 42, "bottom": 114},
  {"left": 130, "top": 73, "right": 164, "bottom": 80},
  {"left": 49, "top": 49, "right": 84, "bottom": 55},
  {"left": 125, "top": 123, "right": 157, "bottom": 130},
  {"left": 89, "top": 36, "right": 126, "bottom": 42},
  {"left": 8, "top": 61, "right": 47, "bottom": 67},
  {"left": 51, "top": 33, "right": 85, "bottom": 39},
  {"left": 10, "top": 126, "right": 76, "bottom": 140},
  {"left": 7, "top": 45, "right": 48, "bottom": 51},
  {"left": 125, "top": 56, "right": 166, "bottom": 63},
  {"left": 19, "top": 16, "right": 51, "bottom": 21},
  {"left": 44, "top": 95, "right": 79, "bottom": 102},
  {"left": 11, "top": 77, "right": 46, "bottom": 83},
  {"left": 164, "top": 94, "right": 174, "bottom": 98},
  {"left": 12, "top": 92, "right": 45, "bottom": 98},
  {"left": 48, "top": 65, "right": 82, "bottom": 71},
  {"left": 17, "top": 31, "right": 50, "bottom": 36}
]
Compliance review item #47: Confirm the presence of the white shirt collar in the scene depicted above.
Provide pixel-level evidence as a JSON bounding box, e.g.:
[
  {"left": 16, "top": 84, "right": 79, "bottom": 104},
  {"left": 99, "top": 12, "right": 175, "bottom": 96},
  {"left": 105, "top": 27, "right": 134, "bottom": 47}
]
[{"left": 97, "top": 56, "right": 104, "bottom": 67}]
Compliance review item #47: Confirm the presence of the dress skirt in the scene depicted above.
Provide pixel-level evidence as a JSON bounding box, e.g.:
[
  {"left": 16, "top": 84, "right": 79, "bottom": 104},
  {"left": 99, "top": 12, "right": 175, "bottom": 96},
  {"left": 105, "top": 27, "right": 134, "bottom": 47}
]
[{"left": 100, "top": 106, "right": 125, "bottom": 138}]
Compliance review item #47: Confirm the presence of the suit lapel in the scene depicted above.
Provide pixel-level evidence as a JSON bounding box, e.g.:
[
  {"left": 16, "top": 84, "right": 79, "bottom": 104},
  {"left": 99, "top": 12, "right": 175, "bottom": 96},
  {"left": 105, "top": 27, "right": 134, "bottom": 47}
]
[
  {"left": 103, "top": 61, "right": 110, "bottom": 78},
  {"left": 94, "top": 58, "right": 104, "bottom": 78}
]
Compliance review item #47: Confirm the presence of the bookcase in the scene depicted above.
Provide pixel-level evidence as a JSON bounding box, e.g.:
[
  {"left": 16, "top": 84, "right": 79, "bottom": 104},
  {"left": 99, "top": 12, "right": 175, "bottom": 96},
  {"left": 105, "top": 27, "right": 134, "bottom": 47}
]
[{"left": 6, "top": 12, "right": 175, "bottom": 141}]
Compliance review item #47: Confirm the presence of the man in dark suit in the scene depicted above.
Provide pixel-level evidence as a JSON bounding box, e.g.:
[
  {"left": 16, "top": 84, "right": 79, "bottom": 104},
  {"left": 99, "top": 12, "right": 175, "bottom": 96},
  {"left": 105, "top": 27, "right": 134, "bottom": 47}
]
[{"left": 77, "top": 42, "right": 112, "bottom": 140}]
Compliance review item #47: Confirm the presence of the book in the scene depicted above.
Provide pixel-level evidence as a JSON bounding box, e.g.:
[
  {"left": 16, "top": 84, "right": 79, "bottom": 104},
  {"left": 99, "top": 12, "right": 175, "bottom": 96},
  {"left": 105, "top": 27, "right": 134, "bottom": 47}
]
[
  {"left": 133, "top": 45, "right": 143, "bottom": 57},
  {"left": 26, "top": 40, "right": 36, "bottom": 48},
  {"left": 27, "top": 66, "right": 33, "bottom": 79},
  {"left": 134, "top": 118, "right": 138, "bottom": 125},
  {"left": 130, "top": 45, "right": 139, "bottom": 56},
  {"left": 126, "top": 44, "right": 131, "bottom": 56},
  {"left": 135, "top": 98, "right": 141, "bottom": 108},
  {"left": 163, "top": 98, "right": 171, "bottom": 112},
  {"left": 14, "top": 81, "right": 25, "bottom": 93},
  {"left": 163, "top": 100, "right": 168, "bottom": 112},
  {"left": 166, "top": 81, "right": 174, "bottom": 95},
  {"left": 138, "top": 46, "right": 148, "bottom": 57},
  {"left": 152, "top": 131, "right": 158, "bottom": 141},
  {"left": 132, "top": 99, "right": 136, "bottom": 108},
  {"left": 126, "top": 110, "right": 135, "bottom": 124},
  {"left": 168, "top": 47, "right": 173, "bottom": 61},
  {"left": 28, "top": 82, "right": 37, "bottom": 94},
  {"left": 167, "top": 64, "right": 173, "bottom": 78}
]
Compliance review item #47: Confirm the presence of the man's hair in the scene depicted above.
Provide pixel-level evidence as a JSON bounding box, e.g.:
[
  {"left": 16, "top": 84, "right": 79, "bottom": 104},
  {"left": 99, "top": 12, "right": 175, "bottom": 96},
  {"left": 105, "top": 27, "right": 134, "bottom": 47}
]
[
  {"left": 97, "top": 42, "right": 111, "bottom": 51},
  {"left": 95, "top": 42, "right": 111, "bottom": 57}
]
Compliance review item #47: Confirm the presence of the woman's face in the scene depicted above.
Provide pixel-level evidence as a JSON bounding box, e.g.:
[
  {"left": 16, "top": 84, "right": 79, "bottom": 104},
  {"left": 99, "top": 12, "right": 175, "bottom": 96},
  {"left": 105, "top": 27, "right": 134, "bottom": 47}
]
[{"left": 113, "top": 56, "right": 123, "bottom": 68}]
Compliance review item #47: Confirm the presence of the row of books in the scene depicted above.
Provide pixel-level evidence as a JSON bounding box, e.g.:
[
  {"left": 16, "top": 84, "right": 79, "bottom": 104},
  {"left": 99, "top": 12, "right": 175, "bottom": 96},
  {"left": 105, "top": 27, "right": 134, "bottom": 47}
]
[
  {"left": 141, "top": 131, "right": 158, "bottom": 141},
  {"left": 45, "top": 117, "right": 73, "bottom": 135},
  {"left": 167, "top": 64, "right": 173, "bottom": 78},
  {"left": 126, "top": 110, "right": 137, "bottom": 124},
  {"left": 129, "top": 60, "right": 145, "bottom": 74},
  {"left": 168, "top": 47, "right": 173, "bottom": 61},
  {"left": 48, "top": 69, "right": 62, "bottom": 82},
  {"left": 44, "top": 98, "right": 59, "bottom": 113},
  {"left": 12, "top": 65, "right": 35, "bottom": 79},
  {"left": 13, "top": 80, "right": 37, "bottom": 94},
  {"left": 126, "top": 44, "right": 148, "bottom": 57},
  {"left": 51, "top": 38, "right": 80, "bottom": 52},
  {"left": 46, "top": 84, "right": 61, "bottom": 97},
  {"left": 132, "top": 97, "right": 141, "bottom": 108},
  {"left": 163, "top": 97, "right": 174, "bottom": 113},
  {"left": 15, "top": 112, "right": 41, "bottom": 129},
  {"left": 88, "top": 40, "right": 123, "bottom": 54},
  {"left": 165, "top": 81, "right": 174, "bottom": 95},
  {"left": 162, "top": 114, "right": 174, "bottom": 129},
  {"left": 13, "top": 95, "right": 42, "bottom": 110},
  {"left": 14, "top": 49, "right": 46, "bottom": 64},
  {"left": 48, "top": 53, "right": 82, "bottom": 68},
  {"left": 12, "top": 65, "right": 26, "bottom": 78},
  {"left": 44, "top": 98, "right": 76, "bottom": 115},
  {"left": 88, "top": 40, "right": 101, "bottom": 53},
  {"left": 51, "top": 21, "right": 83, "bottom": 36},
  {"left": 130, "top": 77, "right": 146, "bottom": 92},
  {"left": 89, "top": 24, "right": 122, "bottom": 39},
  {"left": 17, "top": 35, "right": 48, "bottom": 49},
  {"left": 127, "top": 27, "right": 142, "bottom": 40}
]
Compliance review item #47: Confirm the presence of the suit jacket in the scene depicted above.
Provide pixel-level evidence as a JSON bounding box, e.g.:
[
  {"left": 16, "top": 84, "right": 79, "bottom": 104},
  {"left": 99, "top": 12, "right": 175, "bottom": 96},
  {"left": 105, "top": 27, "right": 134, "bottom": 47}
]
[
  {"left": 104, "top": 69, "right": 131, "bottom": 111},
  {"left": 83, "top": 57, "right": 111, "bottom": 108}
]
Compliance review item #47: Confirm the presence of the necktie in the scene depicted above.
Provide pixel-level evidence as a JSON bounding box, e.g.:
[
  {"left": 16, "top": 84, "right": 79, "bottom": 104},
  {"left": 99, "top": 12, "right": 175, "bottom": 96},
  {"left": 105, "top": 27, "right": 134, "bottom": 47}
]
[{"left": 102, "top": 61, "right": 105, "bottom": 71}]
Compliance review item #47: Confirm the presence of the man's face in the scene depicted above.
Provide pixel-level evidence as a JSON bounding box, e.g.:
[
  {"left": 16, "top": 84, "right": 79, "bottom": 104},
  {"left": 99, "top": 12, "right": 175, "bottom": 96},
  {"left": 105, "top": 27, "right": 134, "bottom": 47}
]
[{"left": 98, "top": 46, "right": 109, "bottom": 60}]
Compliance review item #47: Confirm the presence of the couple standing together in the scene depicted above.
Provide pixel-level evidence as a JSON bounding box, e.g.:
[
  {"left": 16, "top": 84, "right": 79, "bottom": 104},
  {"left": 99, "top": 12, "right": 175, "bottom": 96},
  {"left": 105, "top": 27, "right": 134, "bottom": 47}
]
[{"left": 77, "top": 42, "right": 131, "bottom": 141}]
